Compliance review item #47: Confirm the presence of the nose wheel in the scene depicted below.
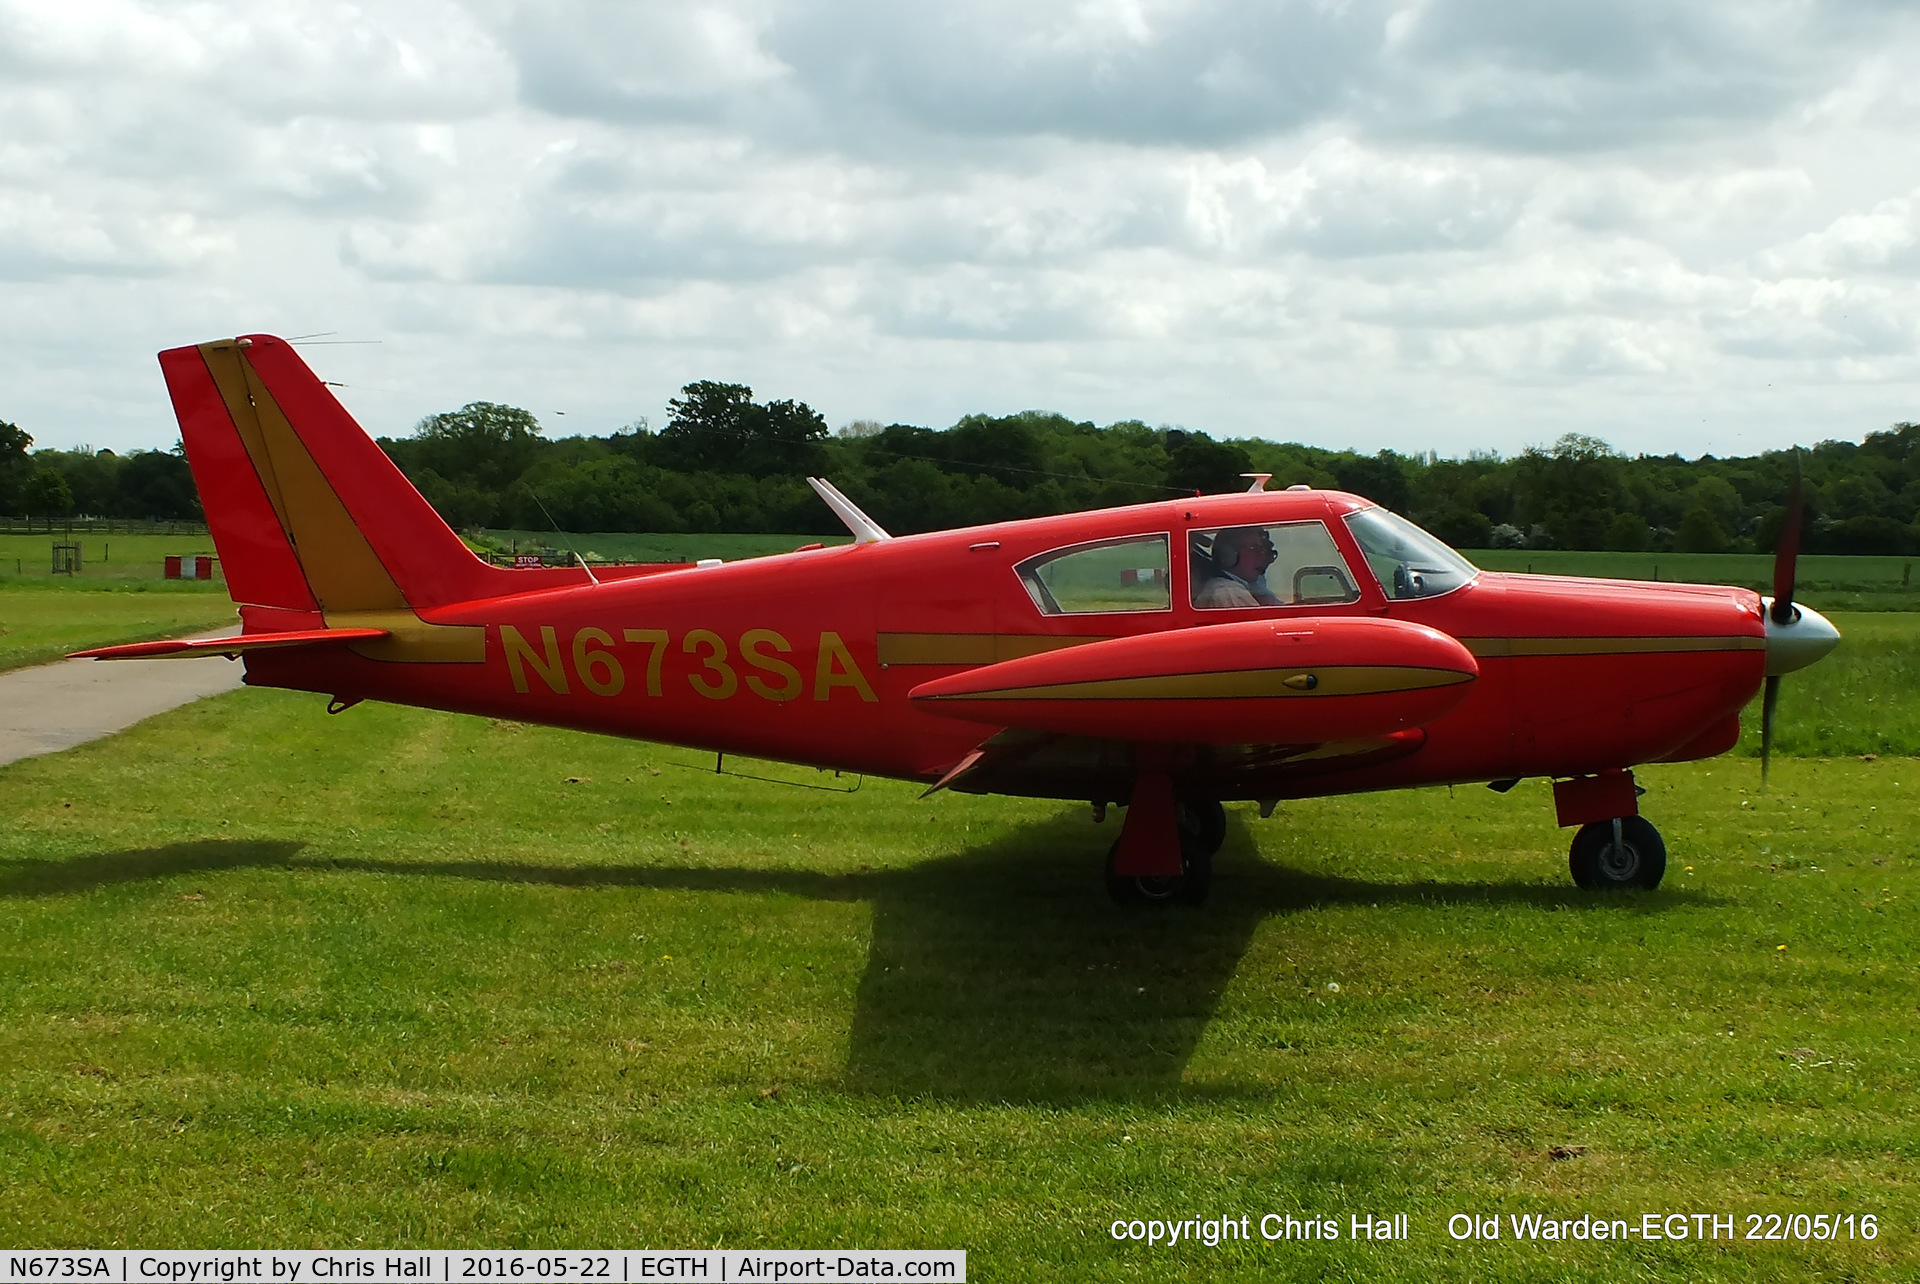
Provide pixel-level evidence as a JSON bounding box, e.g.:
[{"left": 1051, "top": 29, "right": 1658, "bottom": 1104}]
[{"left": 1569, "top": 815, "right": 1666, "bottom": 890}]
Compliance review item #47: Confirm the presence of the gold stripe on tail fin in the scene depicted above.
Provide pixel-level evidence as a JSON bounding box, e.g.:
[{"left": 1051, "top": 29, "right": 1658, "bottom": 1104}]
[
  {"left": 201, "top": 340, "right": 406, "bottom": 614},
  {"left": 199, "top": 339, "right": 483, "bottom": 663}
]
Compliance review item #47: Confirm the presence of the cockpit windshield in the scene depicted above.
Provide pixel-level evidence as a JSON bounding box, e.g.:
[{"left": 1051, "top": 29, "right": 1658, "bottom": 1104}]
[{"left": 1342, "top": 507, "right": 1479, "bottom": 600}]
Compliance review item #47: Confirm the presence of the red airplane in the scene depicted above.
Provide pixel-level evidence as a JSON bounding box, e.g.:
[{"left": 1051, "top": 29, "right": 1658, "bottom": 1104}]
[{"left": 78, "top": 335, "right": 1841, "bottom": 905}]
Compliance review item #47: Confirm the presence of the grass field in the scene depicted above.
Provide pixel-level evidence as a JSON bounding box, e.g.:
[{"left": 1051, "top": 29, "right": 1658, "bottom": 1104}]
[
  {"left": 0, "top": 533, "right": 225, "bottom": 586},
  {"left": 1466, "top": 549, "right": 1918, "bottom": 612},
  {"left": 0, "top": 532, "right": 236, "bottom": 672},
  {"left": 1, "top": 689, "right": 1916, "bottom": 1278},
  {"left": 1741, "top": 612, "right": 1920, "bottom": 758},
  {"left": 481, "top": 530, "right": 852, "bottom": 564},
  {"left": 0, "top": 584, "right": 237, "bottom": 673}
]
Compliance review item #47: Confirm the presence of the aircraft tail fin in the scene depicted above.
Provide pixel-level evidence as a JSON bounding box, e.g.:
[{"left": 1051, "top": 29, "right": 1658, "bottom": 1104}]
[{"left": 160, "top": 334, "right": 516, "bottom": 616}]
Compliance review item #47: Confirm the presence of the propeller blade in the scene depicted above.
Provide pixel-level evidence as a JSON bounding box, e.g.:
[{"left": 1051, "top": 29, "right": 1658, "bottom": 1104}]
[
  {"left": 1760, "top": 673, "right": 1781, "bottom": 791},
  {"left": 1771, "top": 452, "right": 1803, "bottom": 626}
]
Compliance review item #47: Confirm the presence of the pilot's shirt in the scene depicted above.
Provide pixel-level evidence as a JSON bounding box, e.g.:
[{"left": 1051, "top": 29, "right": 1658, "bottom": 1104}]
[{"left": 1194, "top": 572, "right": 1279, "bottom": 609}]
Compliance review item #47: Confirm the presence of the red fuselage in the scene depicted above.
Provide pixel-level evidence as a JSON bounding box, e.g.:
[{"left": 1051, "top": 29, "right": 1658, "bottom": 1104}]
[{"left": 242, "top": 489, "right": 1766, "bottom": 806}]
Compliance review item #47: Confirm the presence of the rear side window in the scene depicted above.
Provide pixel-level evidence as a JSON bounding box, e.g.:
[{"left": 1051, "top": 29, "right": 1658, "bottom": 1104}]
[{"left": 1016, "top": 534, "right": 1171, "bottom": 615}]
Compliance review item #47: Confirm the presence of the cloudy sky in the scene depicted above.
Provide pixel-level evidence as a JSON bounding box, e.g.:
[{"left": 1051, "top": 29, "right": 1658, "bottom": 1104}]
[{"left": 6, "top": 0, "right": 1920, "bottom": 459}]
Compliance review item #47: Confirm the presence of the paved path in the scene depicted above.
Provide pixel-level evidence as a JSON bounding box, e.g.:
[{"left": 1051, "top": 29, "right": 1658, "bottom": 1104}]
[{"left": 0, "top": 629, "right": 245, "bottom": 769}]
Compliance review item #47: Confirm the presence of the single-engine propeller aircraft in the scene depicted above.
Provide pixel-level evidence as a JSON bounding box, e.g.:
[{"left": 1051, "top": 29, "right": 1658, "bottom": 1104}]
[{"left": 78, "top": 335, "right": 1842, "bottom": 904}]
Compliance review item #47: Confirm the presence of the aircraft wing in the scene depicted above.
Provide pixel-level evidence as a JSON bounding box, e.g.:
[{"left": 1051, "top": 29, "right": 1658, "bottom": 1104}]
[
  {"left": 908, "top": 616, "right": 1476, "bottom": 745},
  {"left": 921, "top": 724, "right": 1433, "bottom": 802}
]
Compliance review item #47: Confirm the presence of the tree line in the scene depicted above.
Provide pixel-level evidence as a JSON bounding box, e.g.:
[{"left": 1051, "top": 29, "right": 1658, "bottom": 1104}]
[
  {"left": 7, "top": 391, "right": 1920, "bottom": 554},
  {"left": 378, "top": 383, "right": 1920, "bottom": 554},
  {"left": 1, "top": 421, "right": 200, "bottom": 525}
]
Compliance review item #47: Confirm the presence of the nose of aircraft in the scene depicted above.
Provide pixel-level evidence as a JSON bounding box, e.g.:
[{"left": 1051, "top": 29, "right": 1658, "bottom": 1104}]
[{"left": 1762, "top": 599, "right": 1841, "bottom": 676}]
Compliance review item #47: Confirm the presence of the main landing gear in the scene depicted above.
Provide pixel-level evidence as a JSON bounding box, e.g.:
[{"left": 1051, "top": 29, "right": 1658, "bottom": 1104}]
[
  {"left": 1104, "top": 800, "right": 1224, "bottom": 907},
  {"left": 1553, "top": 771, "right": 1666, "bottom": 891},
  {"left": 1103, "top": 749, "right": 1224, "bottom": 907}
]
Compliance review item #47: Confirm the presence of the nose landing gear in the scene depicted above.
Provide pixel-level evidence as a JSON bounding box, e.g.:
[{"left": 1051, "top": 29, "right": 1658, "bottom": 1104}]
[{"left": 1553, "top": 770, "right": 1665, "bottom": 891}]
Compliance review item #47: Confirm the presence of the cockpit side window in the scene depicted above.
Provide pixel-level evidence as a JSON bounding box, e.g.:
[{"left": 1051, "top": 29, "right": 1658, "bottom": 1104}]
[
  {"left": 1016, "top": 534, "right": 1171, "bottom": 615},
  {"left": 1190, "top": 521, "right": 1360, "bottom": 610}
]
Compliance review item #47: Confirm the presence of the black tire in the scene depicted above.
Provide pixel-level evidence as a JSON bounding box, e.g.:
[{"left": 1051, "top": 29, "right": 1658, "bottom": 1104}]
[
  {"left": 1569, "top": 816, "right": 1666, "bottom": 890},
  {"left": 1105, "top": 837, "right": 1213, "bottom": 907},
  {"left": 1178, "top": 799, "right": 1228, "bottom": 857}
]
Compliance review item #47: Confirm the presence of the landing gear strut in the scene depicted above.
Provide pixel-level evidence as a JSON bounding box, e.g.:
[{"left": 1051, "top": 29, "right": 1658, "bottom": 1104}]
[
  {"left": 1106, "top": 799, "right": 1224, "bottom": 907},
  {"left": 1568, "top": 815, "right": 1666, "bottom": 890},
  {"left": 1553, "top": 771, "right": 1664, "bottom": 891}
]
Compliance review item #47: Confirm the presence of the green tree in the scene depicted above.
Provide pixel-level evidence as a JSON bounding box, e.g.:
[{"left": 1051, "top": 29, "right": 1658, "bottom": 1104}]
[
  {"left": 1425, "top": 507, "right": 1494, "bottom": 549},
  {"left": 407, "top": 402, "right": 546, "bottom": 493},
  {"left": 1603, "top": 511, "right": 1653, "bottom": 552},
  {"left": 1164, "top": 429, "right": 1251, "bottom": 494},
  {"left": 1334, "top": 452, "right": 1413, "bottom": 511},
  {"left": 1676, "top": 506, "right": 1729, "bottom": 553},
  {"left": 119, "top": 448, "right": 200, "bottom": 519},
  {"left": 0, "top": 419, "right": 31, "bottom": 512},
  {"left": 939, "top": 414, "right": 1048, "bottom": 486},
  {"left": 660, "top": 381, "right": 826, "bottom": 478},
  {"left": 1688, "top": 475, "right": 1744, "bottom": 534},
  {"left": 1515, "top": 434, "right": 1625, "bottom": 550},
  {"left": 411, "top": 469, "right": 499, "bottom": 528},
  {"left": 21, "top": 465, "right": 72, "bottom": 526},
  {"left": 37, "top": 447, "right": 122, "bottom": 515}
]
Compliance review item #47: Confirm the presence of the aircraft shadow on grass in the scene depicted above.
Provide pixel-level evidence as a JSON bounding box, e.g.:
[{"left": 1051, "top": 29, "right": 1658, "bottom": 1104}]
[
  {"left": 10, "top": 816, "right": 1715, "bottom": 1105},
  {"left": 0, "top": 838, "right": 309, "bottom": 898}
]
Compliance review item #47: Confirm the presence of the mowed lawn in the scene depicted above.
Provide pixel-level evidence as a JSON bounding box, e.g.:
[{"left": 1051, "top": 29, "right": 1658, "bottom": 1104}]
[
  {"left": 2, "top": 687, "right": 1916, "bottom": 1280},
  {"left": 1467, "top": 549, "right": 1920, "bottom": 613},
  {"left": 0, "top": 585, "right": 237, "bottom": 674},
  {"left": 481, "top": 530, "right": 850, "bottom": 564},
  {"left": 0, "top": 533, "right": 223, "bottom": 585},
  {"left": 1739, "top": 612, "right": 1920, "bottom": 757},
  {"left": 0, "top": 533, "right": 237, "bottom": 673}
]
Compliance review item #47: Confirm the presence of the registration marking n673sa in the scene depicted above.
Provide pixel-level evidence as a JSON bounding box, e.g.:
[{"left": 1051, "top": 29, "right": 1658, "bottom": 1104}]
[{"left": 499, "top": 625, "right": 877, "bottom": 703}]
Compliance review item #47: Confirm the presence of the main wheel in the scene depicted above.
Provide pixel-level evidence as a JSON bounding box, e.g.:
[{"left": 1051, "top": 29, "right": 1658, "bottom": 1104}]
[
  {"left": 1569, "top": 816, "right": 1666, "bottom": 890},
  {"left": 1104, "top": 833, "right": 1214, "bottom": 907}
]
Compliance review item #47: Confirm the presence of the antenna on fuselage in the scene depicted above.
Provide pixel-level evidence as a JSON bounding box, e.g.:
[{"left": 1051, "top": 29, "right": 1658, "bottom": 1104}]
[
  {"left": 1241, "top": 473, "right": 1272, "bottom": 492},
  {"left": 806, "top": 477, "right": 893, "bottom": 544},
  {"left": 526, "top": 488, "right": 599, "bottom": 586}
]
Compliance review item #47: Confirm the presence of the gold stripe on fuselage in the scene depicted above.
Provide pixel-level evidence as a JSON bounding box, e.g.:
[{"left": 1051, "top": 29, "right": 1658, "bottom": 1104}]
[
  {"left": 920, "top": 665, "right": 1474, "bottom": 703},
  {"left": 877, "top": 633, "right": 1113, "bottom": 666},
  {"left": 1459, "top": 635, "right": 1766, "bottom": 658},
  {"left": 881, "top": 631, "right": 1765, "bottom": 670}
]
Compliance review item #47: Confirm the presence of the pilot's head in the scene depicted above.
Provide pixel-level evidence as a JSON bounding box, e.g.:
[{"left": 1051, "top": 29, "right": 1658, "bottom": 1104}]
[{"left": 1213, "top": 526, "right": 1276, "bottom": 579}]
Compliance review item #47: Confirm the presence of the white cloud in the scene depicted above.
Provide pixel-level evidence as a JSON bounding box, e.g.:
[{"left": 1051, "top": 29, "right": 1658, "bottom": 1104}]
[
  {"left": 2, "top": 0, "right": 1920, "bottom": 460},
  {"left": 1762, "top": 191, "right": 1920, "bottom": 276}
]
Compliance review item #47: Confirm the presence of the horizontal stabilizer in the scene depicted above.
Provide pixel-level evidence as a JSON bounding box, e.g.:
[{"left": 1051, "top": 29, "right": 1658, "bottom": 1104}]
[{"left": 71, "top": 627, "right": 389, "bottom": 661}]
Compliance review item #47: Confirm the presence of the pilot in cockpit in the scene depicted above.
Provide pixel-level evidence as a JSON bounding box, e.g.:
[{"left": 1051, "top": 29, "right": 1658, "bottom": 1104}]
[{"left": 1192, "top": 526, "right": 1285, "bottom": 609}]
